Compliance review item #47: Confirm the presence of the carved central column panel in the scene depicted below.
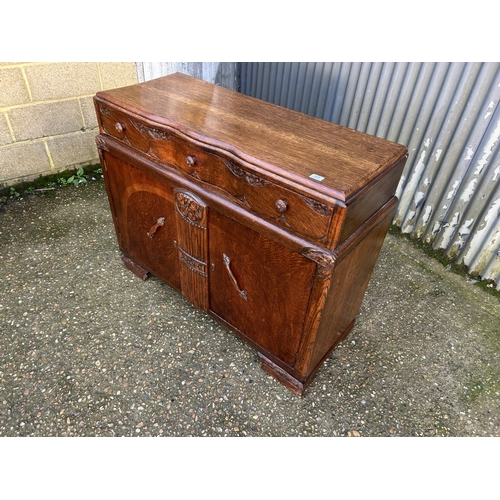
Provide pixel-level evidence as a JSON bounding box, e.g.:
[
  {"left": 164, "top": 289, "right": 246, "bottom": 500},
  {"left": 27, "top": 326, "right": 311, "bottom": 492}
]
[{"left": 174, "top": 189, "right": 209, "bottom": 311}]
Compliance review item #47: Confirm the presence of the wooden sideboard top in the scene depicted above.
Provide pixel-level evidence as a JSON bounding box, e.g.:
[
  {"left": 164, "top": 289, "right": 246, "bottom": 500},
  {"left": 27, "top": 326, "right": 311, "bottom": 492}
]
[{"left": 96, "top": 72, "right": 408, "bottom": 202}]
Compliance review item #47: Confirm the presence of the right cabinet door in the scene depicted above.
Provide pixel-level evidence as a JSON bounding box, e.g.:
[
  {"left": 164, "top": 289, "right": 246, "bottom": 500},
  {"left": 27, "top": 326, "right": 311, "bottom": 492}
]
[{"left": 208, "top": 210, "right": 316, "bottom": 367}]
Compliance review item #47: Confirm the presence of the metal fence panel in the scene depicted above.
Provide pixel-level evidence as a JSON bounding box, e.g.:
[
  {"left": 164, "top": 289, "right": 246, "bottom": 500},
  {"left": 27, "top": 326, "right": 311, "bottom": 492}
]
[
  {"left": 241, "top": 62, "right": 500, "bottom": 289},
  {"left": 136, "top": 62, "right": 240, "bottom": 90}
]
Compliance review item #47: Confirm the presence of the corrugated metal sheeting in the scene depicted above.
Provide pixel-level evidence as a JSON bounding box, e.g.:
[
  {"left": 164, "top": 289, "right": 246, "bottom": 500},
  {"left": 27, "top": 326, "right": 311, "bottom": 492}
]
[
  {"left": 136, "top": 62, "right": 240, "bottom": 91},
  {"left": 240, "top": 62, "right": 500, "bottom": 290}
]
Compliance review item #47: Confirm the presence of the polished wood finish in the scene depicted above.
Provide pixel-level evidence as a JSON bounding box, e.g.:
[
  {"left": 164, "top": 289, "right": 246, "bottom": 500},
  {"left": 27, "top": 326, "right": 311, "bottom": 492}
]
[{"left": 94, "top": 73, "right": 408, "bottom": 395}]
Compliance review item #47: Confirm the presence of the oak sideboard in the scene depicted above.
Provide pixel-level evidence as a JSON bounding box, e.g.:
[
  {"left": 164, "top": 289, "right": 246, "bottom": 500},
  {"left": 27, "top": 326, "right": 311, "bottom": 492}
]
[{"left": 94, "top": 73, "right": 408, "bottom": 395}]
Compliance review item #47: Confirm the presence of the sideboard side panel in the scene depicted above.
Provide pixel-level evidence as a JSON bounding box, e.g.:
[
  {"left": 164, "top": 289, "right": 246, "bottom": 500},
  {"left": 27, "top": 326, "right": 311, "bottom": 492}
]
[{"left": 308, "top": 198, "right": 398, "bottom": 372}]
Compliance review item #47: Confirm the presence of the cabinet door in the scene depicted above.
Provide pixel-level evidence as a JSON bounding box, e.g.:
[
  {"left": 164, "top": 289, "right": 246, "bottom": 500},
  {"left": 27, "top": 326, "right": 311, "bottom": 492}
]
[
  {"left": 208, "top": 211, "right": 316, "bottom": 367},
  {"left": 101, "top": 151, "right": 181, "bottom": 290}
]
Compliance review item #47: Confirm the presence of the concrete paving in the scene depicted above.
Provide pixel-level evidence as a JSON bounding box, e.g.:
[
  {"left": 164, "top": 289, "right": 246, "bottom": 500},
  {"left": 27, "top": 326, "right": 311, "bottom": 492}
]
[{"left": 1, "top": 177, "right": 499, "bottom": 437}]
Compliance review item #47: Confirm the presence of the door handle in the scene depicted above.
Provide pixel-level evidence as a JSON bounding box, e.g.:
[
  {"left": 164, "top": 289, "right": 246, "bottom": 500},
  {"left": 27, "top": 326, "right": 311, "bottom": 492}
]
[
  {"left": 223, "top": 254, "right": 248, "bottom": 301},
  {"left": 147, "top": 217, "right": 165, "bottom": 238}
]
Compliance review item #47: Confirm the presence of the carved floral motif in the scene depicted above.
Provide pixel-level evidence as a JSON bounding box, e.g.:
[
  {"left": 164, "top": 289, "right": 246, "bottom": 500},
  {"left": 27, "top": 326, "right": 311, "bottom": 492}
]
[
  {"left": 225, "top": 161, "right": 245, "bottom": 178},
  {"left": 302, "top": 248, "right": 335, "bottom": 277},
  {"left": 175, "top": 191, "right": 206, "bottom": 228},
  {"left": 95, "top": 135, "right": 109, "bottom": 152},
  {"left": 302, "top": 197, "right": 334, "bottom": 216},
  {"left": 224, "top": 160, "right": 269, "bottom": 187},
  {"left": 131, "top": 120, "right": 169, "bottom": 140}
]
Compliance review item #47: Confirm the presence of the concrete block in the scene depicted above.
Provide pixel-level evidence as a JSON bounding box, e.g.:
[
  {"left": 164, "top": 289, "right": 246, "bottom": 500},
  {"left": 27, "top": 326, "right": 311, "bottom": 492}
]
[
  {"left": 80, "top": 96, "right": 99, "bottom": 129},
  {"left": 25, "top": 63, "right": 101, "bottom": 101},
  {"left": 47, "top": 130, "right": 99, "bottom": 170},
  {"left": 0, "top": 113, "right": 13, "bottom": 146},
  {"left": 0, "top": 67, "right": 30, "bottom": 108},
  {"left": 0, "top": 142, "right": 51, "bottom": 183},
  {"left": 9, "top": 100, "right": 84, "bottom": 141},
  {"left": 99, "top": 62, "right": 138, "bottom": 90}
]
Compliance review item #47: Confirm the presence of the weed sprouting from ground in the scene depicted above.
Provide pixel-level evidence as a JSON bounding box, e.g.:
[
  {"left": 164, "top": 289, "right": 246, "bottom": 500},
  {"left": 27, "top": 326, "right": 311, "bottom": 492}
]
[{"left": 1, "top": 165, "right": 103, "bottom": 202}]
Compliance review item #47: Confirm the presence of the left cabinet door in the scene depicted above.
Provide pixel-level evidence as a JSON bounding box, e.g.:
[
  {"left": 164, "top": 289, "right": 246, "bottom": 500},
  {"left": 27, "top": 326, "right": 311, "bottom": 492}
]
[{"left": 100, "top": 150, "right": 181, "bottom": 291}]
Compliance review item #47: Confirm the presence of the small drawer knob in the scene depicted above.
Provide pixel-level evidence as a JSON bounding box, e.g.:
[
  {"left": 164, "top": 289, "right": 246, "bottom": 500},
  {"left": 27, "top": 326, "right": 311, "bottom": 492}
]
[
  {"left": 186, "top": 156, "right": 196, "bottom": 167},
  {"left": 185, "top": 155, "right": 197, "bottom": 167},
  {"left": 115, "top": 122, "right": 125, "bottom": 134},
  {"left": 275, "top": 199, "right": 288, "bottom": 213}
]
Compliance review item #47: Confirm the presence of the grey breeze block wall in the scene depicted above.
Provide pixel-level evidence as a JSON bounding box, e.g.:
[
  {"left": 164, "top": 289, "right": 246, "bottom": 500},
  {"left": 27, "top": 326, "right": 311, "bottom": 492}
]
[{"left": 0, "top": 62, "right": 138, "bottom": 187}]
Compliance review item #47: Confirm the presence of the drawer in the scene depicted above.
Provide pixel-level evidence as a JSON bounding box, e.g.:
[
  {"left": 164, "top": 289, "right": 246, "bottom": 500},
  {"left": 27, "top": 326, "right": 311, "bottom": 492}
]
[
  {"left": 97, "top": 104, "right": 333, "bottom": 242},
  {"left": 178, "top": 147, "right": 334, "bottom": 242},
  {"left": 220, "top": 165, "right": 334, "bottom": 242},
  {"left": 97, "top": 104, "right": 170, "bottom": 155},
  {"left": 97, "top": 104, "right": 236, "bottom": 180}
]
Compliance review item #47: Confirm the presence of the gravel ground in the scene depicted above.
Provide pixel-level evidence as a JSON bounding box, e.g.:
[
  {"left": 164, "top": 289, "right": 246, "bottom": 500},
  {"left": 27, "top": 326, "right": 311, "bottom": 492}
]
[{"left": 1, "top": 178, "right": 499, "bottom": 438}]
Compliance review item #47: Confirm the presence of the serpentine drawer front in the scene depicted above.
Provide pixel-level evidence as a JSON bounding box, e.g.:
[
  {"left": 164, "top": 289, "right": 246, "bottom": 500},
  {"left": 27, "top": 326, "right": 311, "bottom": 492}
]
[{"left": 94, "top": 73, "right": 408, "bottom": 395}]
